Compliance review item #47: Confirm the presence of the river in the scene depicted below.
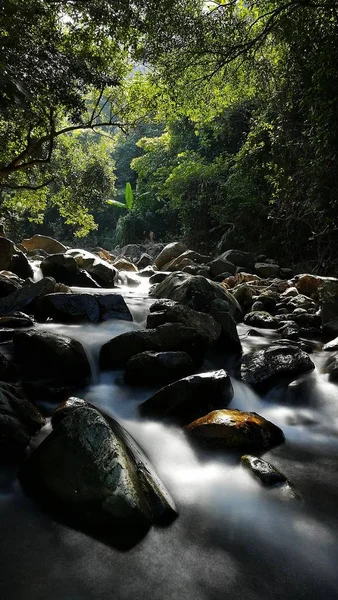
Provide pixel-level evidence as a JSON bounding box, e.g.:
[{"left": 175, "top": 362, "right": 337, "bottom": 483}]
[{"left": 1, "top": 280, "right": 338, "bottom": 600}]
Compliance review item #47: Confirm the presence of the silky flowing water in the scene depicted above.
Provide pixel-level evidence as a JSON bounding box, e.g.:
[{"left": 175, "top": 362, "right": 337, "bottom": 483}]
[{"left": 1, "top": 281, "right": 338, "bottom": 600}]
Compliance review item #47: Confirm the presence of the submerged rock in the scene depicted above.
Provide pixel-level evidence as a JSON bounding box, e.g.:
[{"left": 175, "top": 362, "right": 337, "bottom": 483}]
[
  {"left": 241, "top": 344, "right": 315, "bottom": 391},
  {"left": 99, "top": 324, "right": 207, "bottom": 370},
  {"left": 185, "top": 409, "right": 284, "bottom": 452},
  {"left": 140, "top": 370, "right": 233, "bottom": 424},
  {"left": 13, "top": 330, "right": 91, "bottom": 400},
  {"left": 36, "top": 293, "right": 132, "bottom": 323},
  {"left": 0, "top": 383, "right": 45, "bottom": 462},
  {"left": 20, "top": 402, "right": 177, "bottom": 531},
  {"left": 125, "top": 351, "right": 195, "bottom": 385},
  {"left": 241, "top": 455, "right": 288, "bottom": 486}
]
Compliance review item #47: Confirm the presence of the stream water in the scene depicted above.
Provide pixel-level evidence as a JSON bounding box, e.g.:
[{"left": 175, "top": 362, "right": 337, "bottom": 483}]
[{"left": 1, "top": 281, "right": 338, "bottom": 600}]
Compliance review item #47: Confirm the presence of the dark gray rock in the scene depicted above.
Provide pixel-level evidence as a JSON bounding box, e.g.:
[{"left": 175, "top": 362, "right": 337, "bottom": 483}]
[
  {"left": 255, "top": 263, "right": 280, "bottom": 278},
  {"left": 323, "top": 337, "right": 338, "bottom": 351},
  {"left": 136, "top": 253, "right": 153, "bottom": 270},
  {"left": 0, "top": 274, "right": 22, "bottom": 298},
  {"left": 36, "top": 293, "right": 132, "bottom": 323},
  {"left": 0, "top": 383, "right": 45, "bottom": 462},
  {"left": 140, "top": 370, "right": 233, "bottom": 424},
  {"left": 244, "top": 311, "right": 279, "bottom": 329},
  {"left": 154, "top": 242, "right": 187, "bottom": 270},
  {"left": 0, "top": 237, "right": 33, "bottom": 279},
  {"left": 207, "top": 299, "right": 242, "bottom": 352},
  {"left": 220, "top": 250, "right": 255, "bottom": 270},
  {"left": 13, "top": 330, "right": 91, "bottom": 400},
  {"left": 208, "top": 258, "right": 236, "bottom": 277},
  {"left": 149, "top": 272, "right": 171, "bottom": 285},
  {"left": 0, "top": 312, "right": 34, "bottom": 329},
  {"left": 99, "top": 324, "right": 207, "bottom": 370},
  {"left": 20, "top": 402, "right": 177, "bottom": 531},
  {"left": 325, "top": 354, "right": 338, "bottom": 382},
  {"left": 147, "top": 302, "right": 221, "bottom": 346},
  {"left": 0, "top": 277, "right": 56, "bottom": 317},
  {"left": 241, "top": 344, "right": 315, "bottom": 391},
  {"left": 125, "top": 351, "right": 195, "bottom": 385},
  {"left": 40, "top": 253, "right": 79, "bottom": 285},
  {"left": 0, "top": 353, "right": 17, "bottom": 382},
  {"left": 241, "top": 455, "right": 289, "bottom": 486},
  {"left": 73, "top": 269, "right": 101, "bottom": 288}
]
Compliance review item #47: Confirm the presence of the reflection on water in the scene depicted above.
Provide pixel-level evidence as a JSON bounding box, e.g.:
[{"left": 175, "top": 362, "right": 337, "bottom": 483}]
[{"left": 1, "top": 291, "right": 338, "bottom": 600}]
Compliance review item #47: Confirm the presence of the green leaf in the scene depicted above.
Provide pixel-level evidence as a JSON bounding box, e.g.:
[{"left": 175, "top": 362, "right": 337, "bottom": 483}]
[
  {"left": 106, "top": 199, "right": 128, "bottom": 209},
  {"left": 125, "top": 182, "right": 134, "bottom": 210}
]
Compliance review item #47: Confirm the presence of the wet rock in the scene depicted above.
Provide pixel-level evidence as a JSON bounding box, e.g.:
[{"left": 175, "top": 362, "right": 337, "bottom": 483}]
[
  {"left": 214, "top": 272, "right": 233, "bottom": 282},
  {"left": 136, "top": 253, "right": 153, "bottom": 269},
  {"left": 207, "top": 258, "right": 236, "bottom": 278},
  {"left": 241, "top": 455, "right": 289, "bottom": 486},
  {"left": 222, "top": 272, "right": 260, "bottom": 289},
  {"left": 323, "top": 337, "right": 338, "bottom": 351},
  {"left": 163, "top": 250, "right": 208, "bottom": 271},
  {"left": 125, "top": 351, "right": 195, "bottom": 385},
  {"left": 0, "top": 277, "right": 56, "bottom": 317},
  {"left": 36, "top": 293, "right": 132, "bottom": 324},
  {"left": 21, "top": 235, "right": 67, "bottom": 255},
  {"left": 255, "top": 263, "right": 280, "bottom": 278},
  {"left": 149, "top": 272, "right": 170, "bottom": 285},
  {"left": 0, "top": 383, "right": 45, "bottom": 463},
  {"left": 40, "top": 253, "right": 79, "bottom": 285},
  {"left": 244, "top": 311, "right": 279, "bottom": 329},
  {"left": 295, "top": 274, "right": 322, "bottom": 298},
  {"left": 138, "top": 266, "right": 157, "bottom": 278},
  {"left": 73, "top": 269, "right": 101, "bottom": 288},
  {"left": 20, "top": 403, "right": 177, "bottom": 531},
  {"left": 291, "top": 312, "right": 320, "bottom": 328},
  {"left": 288, "top": 294, "right": 317, "bottom": 312},
  {"left": 185, "top": 409, "right": 284, "bottom": 452},
  {"left": 0, "top": 312, "right": 34, "bottom": 329},
  {"left": 99, "top": 324, "right": 206, "bottom": 370},
  {"left": 281, "top": 287, "right": 299, "bottom": 299},
  {"left": 0, "top": 274, "right": 22, "bottom": 298},
  {"left": 325, "top": 354, "right": 338, "bottom": 381},
  {"left": 119, "top": 243, "right": 148, "bottom": 262},
  {"left": 113, "top": 258, "right": 138, "bottom": 272},
  {"left": 150, "top": 273, "right": 242, "bottom": 320},
  {"left": 140, "top": 370, "right": 233, "bottom": 424},
  {"left": 219, "top": 250, "right": 255, "bottom": 270},
  {"left": 277, "top": 322, "right": 300, "bottom": 341},
  {"left": 13, "top": 330, "right": 91, "bottom": 400},
  {"left": 154, "top": 242, "right": 187, "bottom": 270},
  {"left": 66, "top": 249, "right": 117, "bottom": 287},
  {"left": 231, "top": 283, "right": 253, "bottom": 311},
  {"left": 241, "top": 344, "right": 315, "bottom": 391},
  {"left": 207, "top": 299, "right": 242, "bottom": 352},
  {"left": 256, "top": 290, "right": 278, "bottom": 312},
  {"left": 251, "top": 301, "right": 265, "bottom": 312},
  {"left": 0, "top": 353, "right": 17, "bottom": 382},
  {"left": 147, "top": 302, "right": 221, "bottom": 346},
  {"left": 0, "top": 237, "right": 33, "bottom": 279}
]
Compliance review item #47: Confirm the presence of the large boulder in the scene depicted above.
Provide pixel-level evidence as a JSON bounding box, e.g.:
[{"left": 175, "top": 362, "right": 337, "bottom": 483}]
[
  {"left": 20, "top": 401, "right": 176, "bottom": 531},
  {"left": 113, "top": 258, "right": 138, "bottom": 272},
  {"left": 0, "top": 277, "right": 56, "bottom": 316},
  {"left": 185, "top": 409, "right": 284, "bottom": 452},
  {"left": 36, "top": 293, "right": 132, "bottom": 323},
  {"left": 136, "top": 253, "right": 153, "bottom": 270},
  {"left": 147, "top": 301, "right": 221, "bottom": 346},
  {"left": 0, "top": 383, "right": 45, "bottom": 463},
  {"left": 21, "top": 235, "right": 67, "bottom": 255},
  {"left": 0, "top": 237, "right": 33, "bottom": 279},
  {"left": 66, "top": 249, "right": 117, "bottom": 287},
  {"left": 294, "top": 274, "right": 322, "bottom": 298},
  {"left": 150, "top": 273, "right": 242, "bottom": 320},
  {"left": 99, "top": 324, "right": 206, "bottom": 370},
  {"left": 219, "top": 250, "right": 255, "bottom": 270},
  {"left": 241, "top": 344, "right": 315, "bottom": 391},
  {"left": 40, "top": 253, "right": 79, "bottom": 285},
  {"left": 13, "top": 330, "right": 91, "bottom": 400},
  {"left": 154, "top": 242, "right": 187, "bottom": 270},
  {"left": 255, "top": 263, "right": 280, "bottom": 278},
  {"left": 140, "top": 370, "right": 233, "bottom": 424},
  {"left": 207, "top": 258, "right": 236, "bottom": 278},
  {"left": 0, "top": 273, "right": 22, "bottom": 298},
  {"left": 125, "top": 351, "right": 195, "bottom": 385},
  {"left": 163, "top": 250, "right": 210, "bottom": 272}
]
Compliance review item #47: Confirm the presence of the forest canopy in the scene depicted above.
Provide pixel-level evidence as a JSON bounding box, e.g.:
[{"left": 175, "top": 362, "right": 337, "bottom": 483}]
[{"left": 1, "top": 0, "right": 338, "bottom": 267}]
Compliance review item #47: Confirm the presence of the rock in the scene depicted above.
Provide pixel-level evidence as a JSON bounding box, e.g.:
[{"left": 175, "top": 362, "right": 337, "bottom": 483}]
[
  {"left": 99, "top": 324, "right": 207, "bottom": 370},
  {"left": 219, "top": 250, "right": 255, "bottom": 270},
  {"left": 20, "top": 403, "right": 176, "bottom": 531},
  {"left": 150, "top": 273, "right": 242, "bottom": 320},
  {"left": 231, "top": 283, "right": 253, "bottom": 311},
  {"left": 120, "top": 244, "right": 148, "bottom": 262},
  {"left": 163, "top": 250, "right": 209, "bottom": 271},
  {"left": 0, "top": 237, "right": 33, "bottom": 279},
  {"left": 255, "top": 263, "right": 280, "bottom": 278},
  {"left": 72, "top": 269, "right": 101, "bottom": 288},
  {"left": 295, "top": 274, "right": 322, "bottom": 298},
  {"left": 113, "top": 258, "right": 138, "bottom": 272},
  {"left": 281, "top": 287, "right": 299, "bottom": 298},
  {"left": 323, "top": 337, "right": 338, "bottom": 351},
  {"left": 185, "top": 409, "right": 284, "bottom": 452},
  {"left": 140, "top": 370, "right": 233, "bottom": 424},
  {"left": 21, "top": 235, "right": 67, "bottom": 255},
  {"left": 0, "top": 277, "right": 56, "bottom": 317},
  {"left": 125, "top": 351, "right": 195, "bottom": 385},
  {"left": 66, "top": 249, "right": 117, "bottom": 287},
  {"left": 149, "top": 272, "right": 170, "bottom": 285},
  {"left": 136, "top": 253, "right": 153, "bottom": 269},
  {"left": 222, "top": 272, "right": 260, "bottom": 289},
  {"left": 207, "top": 258, "right": 236, "bottom": 277},
  {"left": 280, "top": 268, "right": 293, "bottom": 279},
  {"left": 0, "top": 273, "right": 22, "bottom": 298},
  {"left": 92, "top": 247, "right": 113, "bottom": 262},
  {"left": 138, "top": 266, "right": 157, "bottom": 278},
  {"left": 154, "top": 242, "right": 187, "bottom": 270},
  {"left": 40, "top": 253, "right": 79, "bottom": 285},
  {"left": 244, "top": 311, "right": 279, "bottom": 329},
  {"left": 291, "top": 312, "right": 320, "bottom": 328},
  {"left": 325, "top": 354, "right": 338, "bottom": 381},
  {"left": 0, "top": 353, "right": 17, "bottom": 382},
  {"left": 207, "top": 299, "right": 242, "bottom": 352},
  {"left": 277, "top": 322, "right": 300, "bottom": 341},
  {"left": 288, "top": 294, "right": 317, "bottom": 311},
  {"left": 0, "top": 312, "right": 34, "bottom": 329},
  {"left": 36, "top": 293, "right": 132, "bottom": 323},
  {"left": 0, "top": 383, "right": 45, "bottom": 463},
  {"left": 13, "top": 330, "right": 91, "bottom": 400},
  {"left": 147, "top": 302, "right": 221, "bottom": 346},
  {"left": 241, "top": 455, "right": 289, "bottom": 487},
  {"left": 256, "top": 290, "right": 278, "bottom": 312},
  {"left": 214, "top": 272, "right": 233, "bottom": 282},
  {"left": 251, "top": 301, "right": 265, "bottom": 312},
  {"left": 241, "top": 344, "right": 315, "bottom": 391}
]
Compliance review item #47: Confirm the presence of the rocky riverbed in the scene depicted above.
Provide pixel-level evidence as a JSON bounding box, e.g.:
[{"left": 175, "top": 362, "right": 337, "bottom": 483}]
[{"left": 1, "top": 234, "right": 338, "bottom": 599}]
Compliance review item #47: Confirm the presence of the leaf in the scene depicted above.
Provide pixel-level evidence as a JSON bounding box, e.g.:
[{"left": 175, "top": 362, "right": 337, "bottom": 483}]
[
  {"left": 106, "top": 199, "right": 128, "bottom": 209},
  {"left": 125, "top": 182, "right": 134, "bottom": 210}
]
